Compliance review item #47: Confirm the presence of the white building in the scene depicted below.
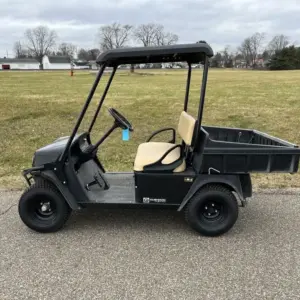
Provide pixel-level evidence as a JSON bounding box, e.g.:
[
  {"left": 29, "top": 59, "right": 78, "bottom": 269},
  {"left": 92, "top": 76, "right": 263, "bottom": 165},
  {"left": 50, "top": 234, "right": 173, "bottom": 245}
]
[
  {"left": 42, "top": 55, "right": 71, "bottom": 69},
  {"left": 0, "top": 58, "right": 39, "bottom": 70},
  {"left": 88, "top": 60, "right": 100, "bottom": 70},
  {"left": 72, "top": 60, "right": 90, "bottom": 70}
]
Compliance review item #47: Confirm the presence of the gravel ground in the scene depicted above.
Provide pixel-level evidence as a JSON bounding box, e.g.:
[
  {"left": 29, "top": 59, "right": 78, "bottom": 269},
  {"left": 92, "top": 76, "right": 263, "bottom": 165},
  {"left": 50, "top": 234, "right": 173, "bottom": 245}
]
[{"left": 1, "top": 189, "right": 300, "bottom": 300}]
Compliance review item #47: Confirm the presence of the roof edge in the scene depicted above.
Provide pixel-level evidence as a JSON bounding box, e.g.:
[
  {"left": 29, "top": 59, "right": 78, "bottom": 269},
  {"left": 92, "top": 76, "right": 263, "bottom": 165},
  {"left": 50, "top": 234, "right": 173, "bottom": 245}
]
[{"left": 96, "top": 42, "right": 214, "bottom": 66}]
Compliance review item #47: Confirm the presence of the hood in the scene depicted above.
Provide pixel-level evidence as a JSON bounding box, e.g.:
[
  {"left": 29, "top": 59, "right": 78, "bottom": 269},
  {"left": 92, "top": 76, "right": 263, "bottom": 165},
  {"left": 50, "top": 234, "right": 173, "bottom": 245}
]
[{"left": 33, "top": 136, "right": 70, "bottom": 166}]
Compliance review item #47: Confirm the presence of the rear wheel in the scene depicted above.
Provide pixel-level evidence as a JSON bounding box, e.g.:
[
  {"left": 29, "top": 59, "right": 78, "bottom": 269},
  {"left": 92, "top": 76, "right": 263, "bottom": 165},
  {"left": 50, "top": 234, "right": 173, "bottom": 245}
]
[
  {"left": 185, "top": 184, "right": 238, "bottom": 237},
  {"left": 18, "top": 180, "right": 71, "bottom": 233}
]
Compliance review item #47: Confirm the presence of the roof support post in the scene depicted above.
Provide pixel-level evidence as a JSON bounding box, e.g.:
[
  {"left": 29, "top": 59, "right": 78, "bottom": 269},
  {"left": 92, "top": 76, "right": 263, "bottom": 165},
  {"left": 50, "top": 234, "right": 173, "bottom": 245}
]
[
  {"left": 193, "top": 56, "right": 209, "bottom": 148},
  {"left": 59, "top": 63, "right": 107, "bottom": 163},
  {"left": 183, "top": 62, "right": 192, "bottom": 112},
  {"left": 88, "top": 66, "right": 117, "bottom": 133},
  {"left": 197, "top": 56, "right": 209, "bottom": 128}
]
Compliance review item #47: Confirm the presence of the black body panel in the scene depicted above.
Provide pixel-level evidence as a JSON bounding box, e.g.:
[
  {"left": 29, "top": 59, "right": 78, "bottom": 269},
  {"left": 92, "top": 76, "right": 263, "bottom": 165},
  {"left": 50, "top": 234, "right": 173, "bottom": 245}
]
[
  {"left": 34, "top": 136, "right": 73, "bottom": 166},
  {"left": 33, "top": 133, "right": 89, "bottom": 167},
  {"left": 177, "top": 173, "right": 252, "bottom": 211},
  {"left": 22, "top": 167, "right": 82, "bottom": 210},
  {"left": 96, "top": 43, "right": 214, "bottom": 66},
  {"left": 36, "top": 170, "right": 82, "bottom": 210},
  {"left": 134, "top": 170, "right": 196, "bottom": 204},
  {"left": 199, "top": 126, "right": 300, "bottom": 174}
]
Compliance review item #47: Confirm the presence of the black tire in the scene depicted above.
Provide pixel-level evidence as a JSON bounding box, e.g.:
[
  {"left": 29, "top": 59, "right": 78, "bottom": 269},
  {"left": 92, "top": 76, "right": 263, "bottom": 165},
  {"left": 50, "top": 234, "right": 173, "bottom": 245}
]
[
  {"left": 185, "top": 184, "right": 238, "bottom": 237},
  {"left": 18, "top": 180, "right": 71, "bottom": 233}
]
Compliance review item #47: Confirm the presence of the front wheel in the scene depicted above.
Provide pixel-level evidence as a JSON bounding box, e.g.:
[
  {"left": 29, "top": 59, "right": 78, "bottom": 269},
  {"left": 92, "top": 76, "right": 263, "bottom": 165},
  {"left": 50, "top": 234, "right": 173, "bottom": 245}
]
[
  {"left": 185, "top": 184, "right": 238, "bottom": 237},
  {"left": 18, "top": 180, "right": 71, "bottom": 233}
]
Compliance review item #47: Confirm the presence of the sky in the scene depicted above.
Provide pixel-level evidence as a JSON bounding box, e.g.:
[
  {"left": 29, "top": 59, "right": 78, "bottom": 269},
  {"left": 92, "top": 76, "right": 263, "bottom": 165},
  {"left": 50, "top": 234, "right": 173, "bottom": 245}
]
[{"left": 1, "top": 0, "right": 300, "bottom": 57}]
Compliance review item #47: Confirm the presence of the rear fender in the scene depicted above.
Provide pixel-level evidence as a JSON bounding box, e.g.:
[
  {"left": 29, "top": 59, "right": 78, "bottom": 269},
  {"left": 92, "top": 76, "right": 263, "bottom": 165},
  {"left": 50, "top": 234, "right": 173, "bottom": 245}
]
[{"left": 177, "top": 174, "right": 251, "bottom": 211}]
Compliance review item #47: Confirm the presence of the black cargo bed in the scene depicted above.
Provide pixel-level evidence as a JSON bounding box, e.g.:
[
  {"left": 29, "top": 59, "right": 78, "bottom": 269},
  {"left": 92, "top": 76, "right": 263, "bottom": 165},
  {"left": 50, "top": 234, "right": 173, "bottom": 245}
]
[{"left": 200, "top": 126, "right": 300, "bottom": 174}]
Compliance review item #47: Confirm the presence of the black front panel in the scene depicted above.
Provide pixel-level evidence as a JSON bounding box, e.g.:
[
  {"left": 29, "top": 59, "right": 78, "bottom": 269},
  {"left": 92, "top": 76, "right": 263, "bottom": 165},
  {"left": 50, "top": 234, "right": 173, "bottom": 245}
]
[{"left": 135, "top": 171, "right": 196, "bottom": 205}]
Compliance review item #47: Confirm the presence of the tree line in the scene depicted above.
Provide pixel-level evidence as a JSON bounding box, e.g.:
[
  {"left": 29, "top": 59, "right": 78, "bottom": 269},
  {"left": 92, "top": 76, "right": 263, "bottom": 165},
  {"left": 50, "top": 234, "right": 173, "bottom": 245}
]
[
  {"left": 210, "top": 33, "right": 293, "bottom": 69},
  {"left": 12, "top": 22, "right": 178, "bottom": 69},
  {"left": 11, "top": 22, "right": 299, "bottom": 70}
]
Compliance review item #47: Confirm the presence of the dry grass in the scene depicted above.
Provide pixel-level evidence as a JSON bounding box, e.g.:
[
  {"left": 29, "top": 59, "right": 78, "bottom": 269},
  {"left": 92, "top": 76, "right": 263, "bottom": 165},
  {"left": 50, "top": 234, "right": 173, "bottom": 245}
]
[{"left": 1, "top": 68, "right": 300, "bottom": 189}]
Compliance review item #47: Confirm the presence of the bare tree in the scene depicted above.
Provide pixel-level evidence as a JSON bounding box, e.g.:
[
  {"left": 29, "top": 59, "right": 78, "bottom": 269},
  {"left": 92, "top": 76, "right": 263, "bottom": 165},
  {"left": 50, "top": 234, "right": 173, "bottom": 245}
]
[
  {"left": 134, "top": 23, "right": 160, "bottom": 46},
  {"left": 98, "top": 22, "right": 133, "bottom": 51},
  {"left": 238, "top": 32, "right": 265, "bottom": 68},
  {"left": 98, "top": 22, "right": 133, "bottom": 71},
  {"left": 78, "top": 48, "right": 89, "bottom": 61},
  {"left": 24, "top": 25, "right": 57, "bottom": 69},
  {"left": 153, "top": 25, "right": 178, "bottom": 46},
  {"left": 57, "top": 42, "right": 77, "bottom": 59},
  {"left": 88, "top": 48, "right": 100, "bottom": 60},
  {"left": 77, "top": 48, "right": 100, "bottom": 61},
  {"left": 238, "top": 38, "right": 251, "bottom": 67},
  {"left": 13, "top": 41, "right": 27, "bottom": 58},
  {"left": 267, "top": 34, "right": 289, "bottom": 56},
  {"left": 210, "top": 52, "right": 222, "bottom": 68},
  {"left": 133, "top": 23, "right": 178, "bottom": 69},
  {"left": 231, "top": 50, "right": 240, "bottom": 68},
  {"left": 222, "top": 45, "right": 231, "bottom": 67},
  {"left": 249, "top": 32, "right": 265, "bottom": 66}
]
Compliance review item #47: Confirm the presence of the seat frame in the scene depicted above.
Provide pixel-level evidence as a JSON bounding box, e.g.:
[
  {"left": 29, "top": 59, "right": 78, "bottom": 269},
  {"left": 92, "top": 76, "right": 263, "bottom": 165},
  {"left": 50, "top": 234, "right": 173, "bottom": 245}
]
[
  {"left": 138, "top": 121, "right": 195, "bottom": 173},
  {"left": 146, "top": 127, "right": 176, "bottom": 144},
  {"left": 142, "top": 144, "right": 184, "bottom": 173}
]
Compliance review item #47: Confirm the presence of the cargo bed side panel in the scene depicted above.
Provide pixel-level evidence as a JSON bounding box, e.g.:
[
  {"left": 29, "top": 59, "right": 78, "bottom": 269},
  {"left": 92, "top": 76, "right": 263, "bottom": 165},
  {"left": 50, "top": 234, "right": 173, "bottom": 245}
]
[{"left": 200, "top": 126, "right": 300, "bottom": 174}]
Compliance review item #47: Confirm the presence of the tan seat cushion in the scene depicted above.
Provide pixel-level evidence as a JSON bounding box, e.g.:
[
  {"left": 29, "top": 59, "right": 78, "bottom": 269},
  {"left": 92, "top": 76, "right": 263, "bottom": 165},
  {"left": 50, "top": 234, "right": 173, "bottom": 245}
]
[
  {"left": 178, "top": 111, "right": 196, "bottom": 146},
  {"left": 134, "top": 142, "right": 186, "bottom": 172}
]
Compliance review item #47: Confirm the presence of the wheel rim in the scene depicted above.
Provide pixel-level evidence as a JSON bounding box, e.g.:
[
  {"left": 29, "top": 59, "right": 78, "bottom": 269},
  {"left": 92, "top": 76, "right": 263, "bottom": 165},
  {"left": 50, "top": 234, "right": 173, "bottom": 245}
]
[
  {"left": 200, "top": 197, "right": 225, "bottom": 221},
  {"left": 37, "top": 201, "right": 54, "bottom": 218},
  {"left": 28, "top": 195, "right": 57, "bottom": 221}
]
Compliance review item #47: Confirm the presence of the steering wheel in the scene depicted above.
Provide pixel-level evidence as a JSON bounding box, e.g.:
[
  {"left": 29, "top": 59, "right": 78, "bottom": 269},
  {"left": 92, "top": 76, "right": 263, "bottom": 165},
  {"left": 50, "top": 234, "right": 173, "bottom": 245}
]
[{"left": 108, "top": 108, "right": 133, "bottom": 131}]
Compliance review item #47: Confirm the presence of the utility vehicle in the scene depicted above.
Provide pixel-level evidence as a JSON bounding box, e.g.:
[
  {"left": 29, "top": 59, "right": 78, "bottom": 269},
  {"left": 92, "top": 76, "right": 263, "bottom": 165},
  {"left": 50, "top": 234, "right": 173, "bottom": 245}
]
[{"left": 18, "top": 42, "right": 300, "bottom": 236}]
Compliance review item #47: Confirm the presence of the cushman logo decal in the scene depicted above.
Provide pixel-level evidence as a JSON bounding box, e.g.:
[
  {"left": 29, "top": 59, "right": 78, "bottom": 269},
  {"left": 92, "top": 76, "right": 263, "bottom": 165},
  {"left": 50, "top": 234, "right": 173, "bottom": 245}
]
[{"left": 143, "top": 197, "right": 166, "bottom": 203}]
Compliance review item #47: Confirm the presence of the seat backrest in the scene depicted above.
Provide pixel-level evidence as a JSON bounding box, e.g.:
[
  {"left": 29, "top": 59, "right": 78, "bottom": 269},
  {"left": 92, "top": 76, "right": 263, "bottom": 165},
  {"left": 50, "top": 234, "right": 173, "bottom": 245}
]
[{"left": 177, "top": 111, "right": 196, "bottom": 146}]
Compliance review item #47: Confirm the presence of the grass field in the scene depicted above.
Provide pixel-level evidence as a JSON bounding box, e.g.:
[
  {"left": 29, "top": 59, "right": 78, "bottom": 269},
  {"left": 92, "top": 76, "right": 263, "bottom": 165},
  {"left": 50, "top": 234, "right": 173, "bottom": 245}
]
[{"left": 1, "top": 68, "right": 300, "bottom": 189}]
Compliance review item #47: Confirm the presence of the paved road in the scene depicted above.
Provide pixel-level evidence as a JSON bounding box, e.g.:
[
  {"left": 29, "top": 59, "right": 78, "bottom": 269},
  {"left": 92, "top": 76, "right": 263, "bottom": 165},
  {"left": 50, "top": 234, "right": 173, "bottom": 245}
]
[{"left": 1, "top": 189, "right": 300, "bottom": 300}]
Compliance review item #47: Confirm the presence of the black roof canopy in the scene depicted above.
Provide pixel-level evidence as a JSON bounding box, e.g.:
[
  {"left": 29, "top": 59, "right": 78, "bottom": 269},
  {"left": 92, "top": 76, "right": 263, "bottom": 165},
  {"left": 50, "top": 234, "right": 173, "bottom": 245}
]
[{"left": 96, "top": 42, "right": 214, "bottom": 66}]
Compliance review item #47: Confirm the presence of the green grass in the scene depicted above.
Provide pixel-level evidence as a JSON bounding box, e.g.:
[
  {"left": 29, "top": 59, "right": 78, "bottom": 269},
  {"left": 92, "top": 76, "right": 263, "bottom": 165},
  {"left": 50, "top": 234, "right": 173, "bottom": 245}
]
[{"left": 1, "top": 68, "right": 300, "bottom": 189}]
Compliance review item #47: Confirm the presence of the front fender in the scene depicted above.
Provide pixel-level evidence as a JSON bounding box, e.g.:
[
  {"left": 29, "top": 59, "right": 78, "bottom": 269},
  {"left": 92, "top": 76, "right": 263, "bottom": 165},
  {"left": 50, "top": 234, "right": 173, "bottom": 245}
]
[
  {"left": 23, "top": 168, "right": 82, "bottom": 211},
  {"left": 177, "top": 174, "right": 251, "bottom": 211}
]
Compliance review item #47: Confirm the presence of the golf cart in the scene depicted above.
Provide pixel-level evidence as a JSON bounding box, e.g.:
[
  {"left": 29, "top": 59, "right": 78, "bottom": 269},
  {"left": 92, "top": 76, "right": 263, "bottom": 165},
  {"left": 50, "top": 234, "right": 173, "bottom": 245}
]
[{"left": 18, "top": 42, "right": 300, "bottom": 237}]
